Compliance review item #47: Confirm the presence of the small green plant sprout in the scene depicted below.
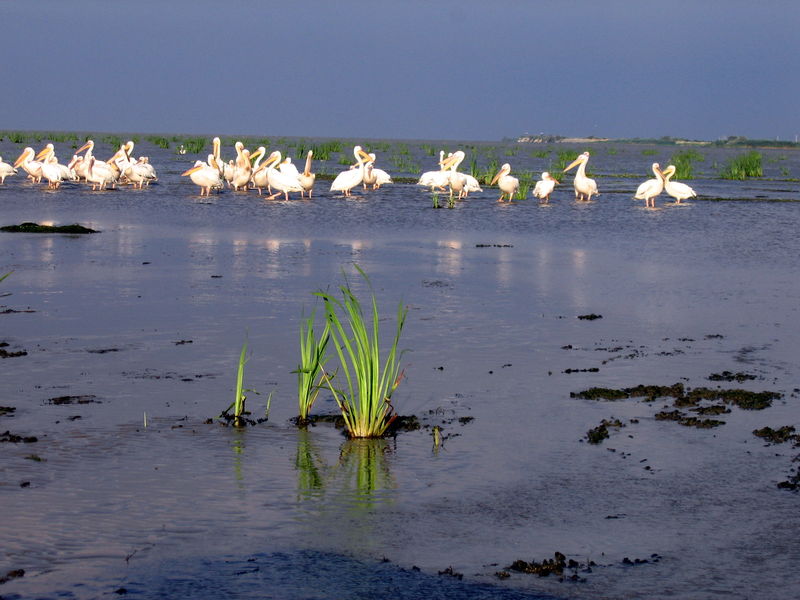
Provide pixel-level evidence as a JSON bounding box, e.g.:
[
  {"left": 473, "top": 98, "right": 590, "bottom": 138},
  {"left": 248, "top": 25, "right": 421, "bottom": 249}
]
[
  {"left": 315, "top": 265, "right": 408, "bottom": 438},
  {"left": 432, "top": 192, "right": 441, "bottom": 209},
  {"left": 293, "top": 309, "right": 331, "bottom": 423},
  {"left": 0, "top": 271, "right": 11, "bottom": 284},
  {"left": 220, "top": 338, "right": 260, "bottom": 427}
]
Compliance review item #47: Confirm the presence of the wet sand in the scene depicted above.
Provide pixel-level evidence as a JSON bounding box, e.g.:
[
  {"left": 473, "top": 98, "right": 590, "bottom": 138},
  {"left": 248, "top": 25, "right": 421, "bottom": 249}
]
[{"left": 1, "top": 139, "right": 800, "bottom": 599}]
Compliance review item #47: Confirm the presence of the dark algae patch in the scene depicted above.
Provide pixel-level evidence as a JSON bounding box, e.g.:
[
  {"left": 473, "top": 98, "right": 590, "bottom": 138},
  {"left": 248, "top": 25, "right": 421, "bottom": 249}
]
[
  {"left": 577, "top": 313, "right": 603, "bottom": 320},
  {"left": 586, "top": 418, "right": 625, "bottom": 444},
  {"left": 1, "top": 222, "right": 98, "bottom": 234},
  {"left": 0, "top": 342, "right": 27, "bottom": 358},
  {"left": 752, "top": 425, "right": 798, "bottom": 445},
  {"left": 708, "top": 370, "right": 758, "bottom": 382},
  {"left": 46, "top": 395, "right": 100, "bottom": 405}
]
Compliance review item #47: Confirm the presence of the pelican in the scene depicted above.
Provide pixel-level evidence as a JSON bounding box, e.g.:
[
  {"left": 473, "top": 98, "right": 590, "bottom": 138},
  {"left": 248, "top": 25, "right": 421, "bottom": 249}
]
[
  {"left": 182, "top": 156, "right": 223, "bottom": 196},
  {"left": 231, "top": 147, "right": 253, "bottom": 191},
  {"left": 417, "top": 150, "right": 449, "bottom": 191},
  {"left": 250, "top": 147, "right": 270, "bottom": 195},
  {"left": 463, "top": 172, "right": 482, "bottom": 196},
  {"left": 634, "top": 163, "right": 665, "bottom": 208},
  {"left": 265, "top": 151, "right": 304, "bottom": 200},
  {"left": 13, "top": 147, "right": 43, "bottom": 182},
  {"left": 442, "top": 151, "right": 468, "bottom": 200},
  {"left": 34, "top": 144, "right": 70, "bottom": 188},
  {"left": 0, "top": 156, "right": 17, "bottom": 183},
  {"left": 563, "top": 151, "right": 598, "bottom": 201},
  {"left": 113, "top": 149, "right": 151, "bottom": 189},
  {"left": 135, "top": 157, "right": 158, "bottom": 184},
  {"left": 76, "top": 140, "right": 112, "bottom": 183},
  {"left": 330, "top": 146, "right": 371, "bottom": 196},
  {"left": 532, "top": 172, "right": 559, "bottom": 203},
  {"left": 84, "top": 156, "right": 117, "bottom": 190},
  {"left": 212, "top": 137, "right": 234, "bottom": 185},
  {"left": 661, "top": 165, "right": 697, "bottom": 204},
  {"left": 362, "top": 153, "right": 392, "bottom": 190},
  {"left": 490, "top": 163, "right": 519, "bottom": 202},
  {"left": 298, "top": 150, "right": 315, "bottom": 197}
]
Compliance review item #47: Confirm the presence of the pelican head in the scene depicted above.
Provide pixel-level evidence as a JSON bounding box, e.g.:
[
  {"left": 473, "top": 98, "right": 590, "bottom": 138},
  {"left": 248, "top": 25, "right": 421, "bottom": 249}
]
[
  {"left": 35, "top": 144, "right": 55, "bottom": 161},
  {"left": 490, "top": 163, "right": 512, "bottom": 185},
  {"left": 14, "top": 147, "right": 34, "bottom": 168},
  {"left": 76, "top": 140, "right": 94, "bottom": 154},
  {"left": 564, "top": 152, "right": 590, "bottom": 173}
]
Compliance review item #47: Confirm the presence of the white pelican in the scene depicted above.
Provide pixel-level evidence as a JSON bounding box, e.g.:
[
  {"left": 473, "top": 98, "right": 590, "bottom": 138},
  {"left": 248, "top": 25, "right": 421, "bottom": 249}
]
[
  {"left": 113, "top": 150, "right": 150, "bottom": 189},
  {"left": 250, "top": 148, "right": 270, "bottom": 195},
  {"left": 362, "top": 153, "right": 392, "bottom": 190},
  {"left": 34, "top": 144, "right": 71, "bottom": 188},
  {"left": 0, "top": 156, "right": 17, "bottom": 183},
  {"left": 14, "top": 147, "right": 43, "bottom": 182},
  {"left": 661, "top": 165, "right": 697, "bottom": 204},
  {"left": 330, "top": 146, "right": 371, "bottom": 196},
  {"left": 441, "top": 151, "right": 468, "bottom": 200},
  {"left": 532, "top": 172, "right": 559, "bottom": 203},
  {"left": 264, "top": 151, "right": 304, "bottom": 200},
  {"left": 298, "top": 150, "right": 315, "bottom": 197},
  {"left": 490, "top": 163, "right": 519, "bottom": 202},
  {"left": 463, "top": 172, "right": 482, "bottom": 196},
  {"left": 279, "top": 156, "right": 300, "bottom": 179},
  {"left": 563, "top": 151, "right": 598, "bottom": 201},
  {"left": 634, "top": 163, "right": 665, "bottom": 208},
  {"left": 231, "top": 147, "right": 253, "bottom": 191},
  {"left": 212, "top": 137, "right": 234, "bottom": 185},
  {"left": 85, "top": 156, "right": 117, "bottom": 191},
  {"left": 76, "top": 140, "right": 113, "bottom": 184},
  {"left": 135, "top": 157, "right": 157, "bottom": 184},
  {"left": 182, "top": 157, "right": 223, "bottom": 196},
  {"left": 417, "top": 150, "right": 449, "bottom": 191}
]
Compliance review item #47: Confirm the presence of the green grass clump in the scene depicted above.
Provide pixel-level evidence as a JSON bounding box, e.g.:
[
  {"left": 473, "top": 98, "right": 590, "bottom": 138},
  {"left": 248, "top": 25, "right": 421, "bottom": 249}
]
[
  {"left": 720, "top": 151, "right": 762, "bottom": 180},
  {"left": 102, "top": 135, "right": 124, "bottom": 150},
  {"left": 531, "top": 150, "right": 549, "bottom": 158},
  {"left": 182, "top": 137, "right": 207, "bottom": 155},
  {"left": 146, "top": 136, "right": 171, "bottom": 149},
  {"left": 294, "top": 309, "right": 331, "bottom": 422},
  {"left": 311, "top": 141, "right": 343, "bottom": 161},
  {"left": 315, "top": 266, "right": 407, "bottom": 438},
  {"left": 668, "top": 149, "right": 704, "bottom": 180}
]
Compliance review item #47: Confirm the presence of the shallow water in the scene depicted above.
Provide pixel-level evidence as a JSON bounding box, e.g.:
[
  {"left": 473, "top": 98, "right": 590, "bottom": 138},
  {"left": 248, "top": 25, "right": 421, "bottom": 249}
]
[{"left": 1, "top": 138, "right": 799, "bottom": 599}]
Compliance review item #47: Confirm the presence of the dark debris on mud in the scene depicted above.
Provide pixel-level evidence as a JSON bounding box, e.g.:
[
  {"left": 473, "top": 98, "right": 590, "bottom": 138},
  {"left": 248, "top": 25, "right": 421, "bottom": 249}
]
[
  {"left": 1, "top": 222, "right": 98, "bottom": 234},
  {"left": 0, "top": 341, "right": 27, "bottom": 358},
  {"left": 752, "top": 426, "right": 800, "bottom": 491},
  {"left": 290, "top": 414, "right": 422, "bottom": 438},
  {"left": 46, "top": 395, "right": 100, "bottom": 405}
]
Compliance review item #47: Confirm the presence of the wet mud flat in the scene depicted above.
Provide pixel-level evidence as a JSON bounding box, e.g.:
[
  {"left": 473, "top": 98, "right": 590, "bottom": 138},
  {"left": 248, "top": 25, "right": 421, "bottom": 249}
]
[{"left": 1, "top": 155, "right": 800, "bottom": 599}]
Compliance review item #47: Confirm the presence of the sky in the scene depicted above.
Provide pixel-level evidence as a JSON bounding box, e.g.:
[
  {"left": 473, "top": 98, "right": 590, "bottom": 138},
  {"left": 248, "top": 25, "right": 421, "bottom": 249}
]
[{"left": 2, "top": 0, "right": 799, "bottom": 142}]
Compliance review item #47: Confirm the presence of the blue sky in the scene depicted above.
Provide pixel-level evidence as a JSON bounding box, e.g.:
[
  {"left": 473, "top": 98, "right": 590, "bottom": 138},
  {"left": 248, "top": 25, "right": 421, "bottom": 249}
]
[{"left": 3, "top": 0, "right": 798, "bottom": 142}]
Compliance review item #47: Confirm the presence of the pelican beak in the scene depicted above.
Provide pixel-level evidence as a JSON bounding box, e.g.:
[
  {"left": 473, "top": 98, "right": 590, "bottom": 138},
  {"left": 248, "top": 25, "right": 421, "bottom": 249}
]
[
  {"left": 249, "top": 148, "right": 264, "bottom": 163},
  {"left": 357, "top": 149, "right": 372, "bottom": 162},
  {"left": 34, "top": 147, "right": 50, "bottom": 161},
  {"left": 76, "top": 141, "right": 92, "bottom": 154},
  {"left": 563, "top": 156, "right": 583, "bottom": 172},
  {"left": 263, "top": 152, "right": 281, "bottom": 168},
  {"left": 440, "top": 155, "right": 456, "bottom": 170},
  {"left": 490, "top": 171, "right": 502, "bottom": 185},
  {"left": 182, "top": 165, "right": 203, "bottom": 176},
  {"left": 13, "top": 151, "right": 29, "bottom": 168}
]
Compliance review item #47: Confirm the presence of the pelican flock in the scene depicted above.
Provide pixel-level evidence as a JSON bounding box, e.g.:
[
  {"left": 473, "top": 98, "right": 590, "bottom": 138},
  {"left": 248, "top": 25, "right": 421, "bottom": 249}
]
[{"left": 1, "top": 135, "right": 705, "bottom": 207}]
